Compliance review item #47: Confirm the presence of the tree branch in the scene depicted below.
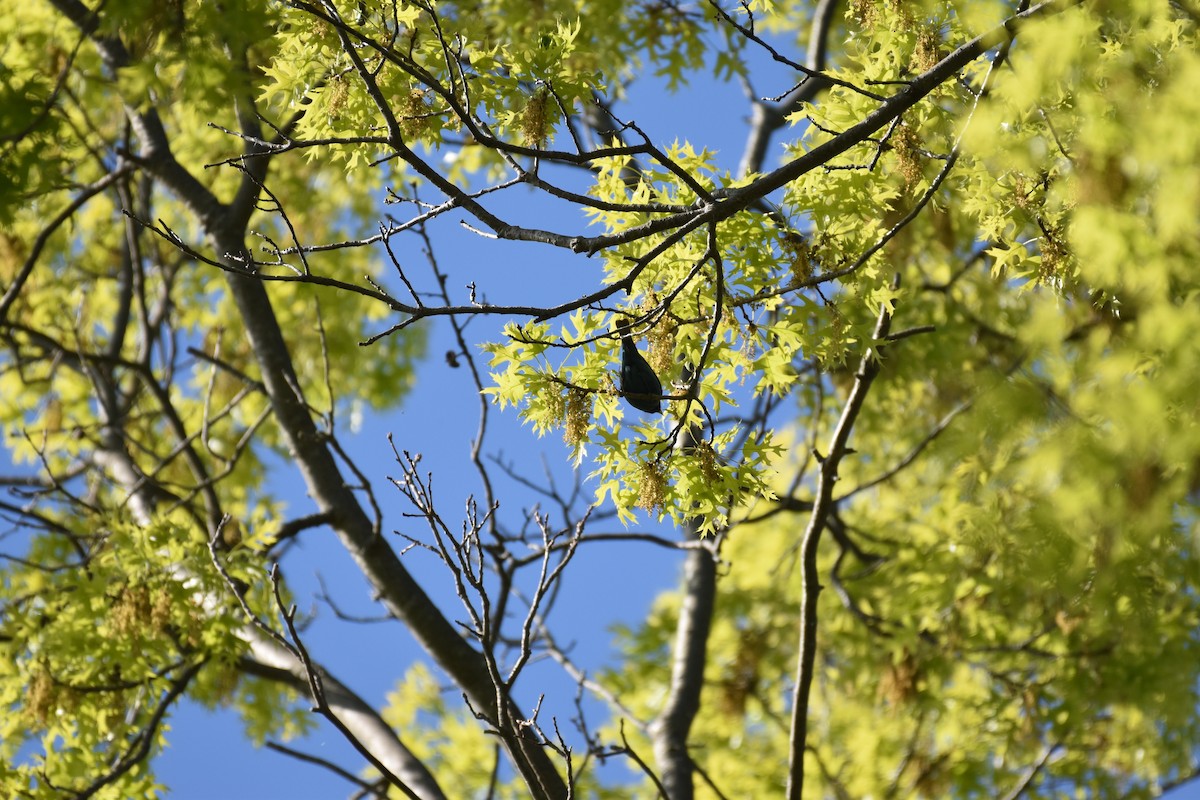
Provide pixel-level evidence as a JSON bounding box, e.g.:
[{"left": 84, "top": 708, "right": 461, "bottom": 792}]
[
  {"left": 239, "top": 611, "right": 447, "bottom": 800},
  {"left": 785, "top": 275, "right": 898, "bottom": 800}
]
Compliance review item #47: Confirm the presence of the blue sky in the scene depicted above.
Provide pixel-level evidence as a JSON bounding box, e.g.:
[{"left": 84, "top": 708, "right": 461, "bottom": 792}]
[
  {"left": 153, "top": 28, "right": 1200, "bottom": 800},
  {"left": 6, "top": 11, "right": 1196, "bottom": 798},
  {"left": 151, "top": 56, "right": 764, "bottom": 798},
  {"left": 156, "top": 89, "right": 1200, "bottom": 800}
]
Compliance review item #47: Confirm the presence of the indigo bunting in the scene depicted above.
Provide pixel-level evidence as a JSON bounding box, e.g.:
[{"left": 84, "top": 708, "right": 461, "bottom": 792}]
[{"left": 620, "top": 334, "right": 663, "bottom": 413}]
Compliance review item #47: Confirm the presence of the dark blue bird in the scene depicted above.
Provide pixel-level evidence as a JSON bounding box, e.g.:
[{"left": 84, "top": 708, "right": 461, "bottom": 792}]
[{"left": 620, "top": 333, "right": 663, "bottom": 414}]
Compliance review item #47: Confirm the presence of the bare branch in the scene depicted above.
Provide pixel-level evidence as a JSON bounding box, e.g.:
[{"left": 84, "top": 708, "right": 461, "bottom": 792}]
[
  {"left": 786, "top": 275, "right": 898, "bottom": 800},
  {"left": 265, "top": 741, "right": 389, "bottom": 798},
  {"left": 998, "top": 741, "right": 1061, "bottom": 800},
  {"left": 265, "top": 564, "right": 434, "bottom": 800}
]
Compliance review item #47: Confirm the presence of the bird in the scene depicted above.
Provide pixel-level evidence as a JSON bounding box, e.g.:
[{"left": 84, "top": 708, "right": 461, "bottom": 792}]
[{"left": 620, "top": 332, "right": 663, "bottom": 414}]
